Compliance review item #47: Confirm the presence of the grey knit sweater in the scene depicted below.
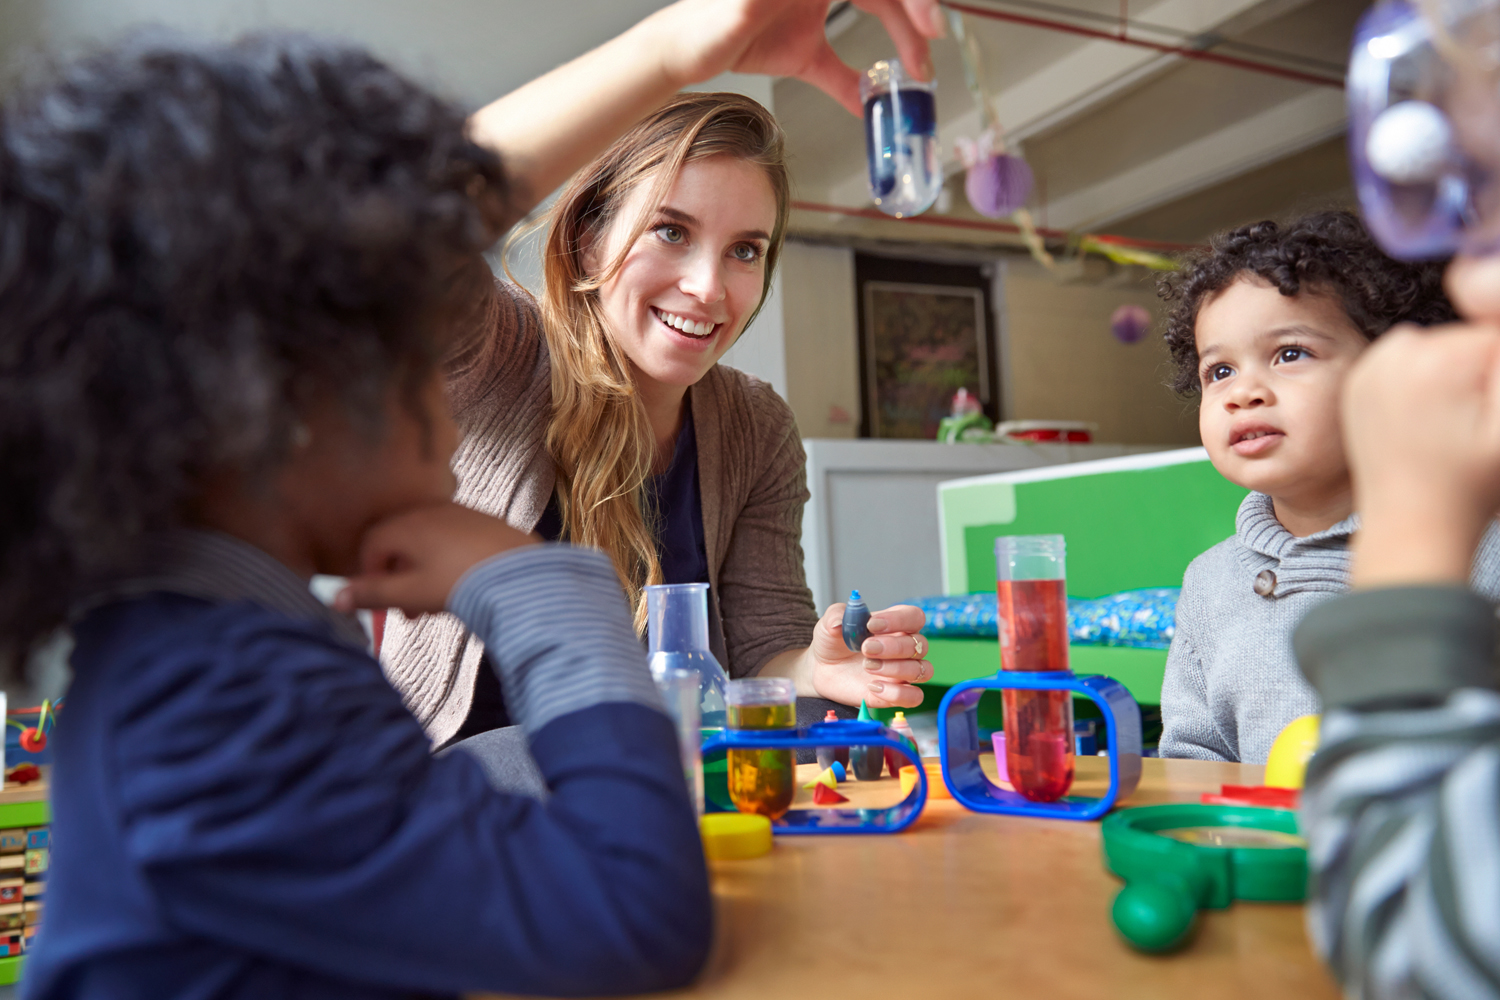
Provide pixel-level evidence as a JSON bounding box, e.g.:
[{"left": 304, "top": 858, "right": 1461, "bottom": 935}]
[{"left": 1159, "top": 492, "right": 1500, "bottom": 764}]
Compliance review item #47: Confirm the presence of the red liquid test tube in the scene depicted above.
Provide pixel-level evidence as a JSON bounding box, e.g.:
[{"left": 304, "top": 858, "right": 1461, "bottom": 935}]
[{"left": 996, "top": 537, "right": 1075, "bottom": 803}]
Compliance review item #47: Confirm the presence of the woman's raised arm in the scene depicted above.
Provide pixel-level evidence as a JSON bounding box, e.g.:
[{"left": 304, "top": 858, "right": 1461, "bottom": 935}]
[{"left": 468, "top": 0, "right": 943, "bottom": 222}]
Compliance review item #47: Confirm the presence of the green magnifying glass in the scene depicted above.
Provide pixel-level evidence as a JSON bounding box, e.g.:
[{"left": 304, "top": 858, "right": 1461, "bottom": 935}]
[{"left": 1102, "top": 803, "right": 1307, "bottom": 952}]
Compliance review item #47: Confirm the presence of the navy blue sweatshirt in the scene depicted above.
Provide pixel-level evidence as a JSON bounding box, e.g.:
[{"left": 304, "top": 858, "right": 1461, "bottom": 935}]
[{"left": 25, "top": 534, "right": 711, "bottom": 999}]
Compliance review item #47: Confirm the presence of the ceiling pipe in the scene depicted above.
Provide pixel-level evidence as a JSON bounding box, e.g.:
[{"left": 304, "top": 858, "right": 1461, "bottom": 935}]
[
  {"left": 941, "top": 1, "right": 1345, "bottom": 89},
  {"left": 790, "top": 199, "right": 1197, "bottom": 252}
]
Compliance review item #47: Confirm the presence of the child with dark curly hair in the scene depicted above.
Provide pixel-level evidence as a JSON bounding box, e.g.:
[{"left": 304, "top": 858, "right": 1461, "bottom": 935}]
[
  {"left": 0, "top": 2, "right": 944, "bottom": 996},
  {"left": 1155, "top": 210, "right": 1500, "bottom": 763}
]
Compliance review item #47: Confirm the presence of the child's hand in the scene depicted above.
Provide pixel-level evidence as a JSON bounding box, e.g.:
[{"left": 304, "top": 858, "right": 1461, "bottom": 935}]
[
  {"left": 805, "top": 602, "right": 929, "bottom": 709},
  {"left": 335, "top": 502, "right": 538, "bottom": 615},
  {"left": 1344, "top": 322, "right": 1500, "bottom": 588}
]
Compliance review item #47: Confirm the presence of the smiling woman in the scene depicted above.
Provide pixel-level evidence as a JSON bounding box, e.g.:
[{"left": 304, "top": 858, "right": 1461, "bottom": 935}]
[{"left": 382, "top": 93, "right": 933, "bottom": 754}]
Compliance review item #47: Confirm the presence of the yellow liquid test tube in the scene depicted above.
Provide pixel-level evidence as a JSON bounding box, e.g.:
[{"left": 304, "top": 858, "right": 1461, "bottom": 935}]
[{"left": 726, "top": 680, "right": 796, "bottom": 819}]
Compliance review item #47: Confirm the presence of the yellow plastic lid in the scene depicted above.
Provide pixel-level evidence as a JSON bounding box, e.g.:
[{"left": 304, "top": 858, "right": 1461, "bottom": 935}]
[{"left": 700, "top": 812, "right": 773, "bottom": 860}]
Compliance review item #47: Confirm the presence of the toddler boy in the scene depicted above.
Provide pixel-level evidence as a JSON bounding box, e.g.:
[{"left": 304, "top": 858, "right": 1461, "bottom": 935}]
[{"left": 1156, "top": 211, "right": 1500, "bottom": 763}]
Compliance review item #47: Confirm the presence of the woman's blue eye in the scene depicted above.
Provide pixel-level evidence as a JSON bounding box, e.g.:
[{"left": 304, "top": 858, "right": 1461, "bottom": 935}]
[
  {"left": 1207, "top": 363, "right": 1233, "bottom": 382},
  {"left": 1277, "top": 346, "right": 1307, "bottom": 363},
  {"left": 656, "top": 225, "right": 685, "bottom": 244}
]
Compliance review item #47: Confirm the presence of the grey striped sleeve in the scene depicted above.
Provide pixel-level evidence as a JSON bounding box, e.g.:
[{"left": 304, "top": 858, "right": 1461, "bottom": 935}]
[
  {"left": 1295, "top": 588, "right": 1500, "bottom": 1000},
  {"left": 447, "top": 544, "right": 664, "bottom": 734}
]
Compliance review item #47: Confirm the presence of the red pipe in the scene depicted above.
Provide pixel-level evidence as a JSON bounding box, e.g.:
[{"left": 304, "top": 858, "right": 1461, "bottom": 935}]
[
  {"left": 790, "top": 200, "right": 1196, "bottom": 252},
  {"left": 942, "top": 1, "right": 1345, "bottom": 89}
]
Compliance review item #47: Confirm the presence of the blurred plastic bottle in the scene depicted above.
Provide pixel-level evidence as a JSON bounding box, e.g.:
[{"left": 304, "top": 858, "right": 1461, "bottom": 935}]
[
  {"left": 862, "top": 59, "right": 942, "bottom": 218},
  {"left": 646, "top": 583, "right": 729, "bottom": 730},
  {"left": 653, "top": 667, "right": 704, "bottom": 813}
]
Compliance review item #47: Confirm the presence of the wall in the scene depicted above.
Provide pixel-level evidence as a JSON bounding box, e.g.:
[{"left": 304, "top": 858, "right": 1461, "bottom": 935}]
[
  {"left": 1002, "top": 259, "right": 1200, "bottom": 446},
  {"left": 779, "top": 241, "right": 861, "bottom": 439}
]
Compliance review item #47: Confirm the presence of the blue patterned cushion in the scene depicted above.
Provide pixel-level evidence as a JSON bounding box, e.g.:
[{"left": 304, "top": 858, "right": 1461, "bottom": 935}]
[{"left": 910, "top": 588, "right": 1179, "bottom": 649}]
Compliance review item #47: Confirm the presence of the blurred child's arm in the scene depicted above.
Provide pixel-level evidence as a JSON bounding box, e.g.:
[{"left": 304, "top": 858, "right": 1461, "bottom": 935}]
[
  {"left": 467, "top": 0, "right": 942, "bottom": 222},
  {"left": 1288, "top": 321, "right": 1500, "bottom": 997},
  {"left": 120, "top": 515, "right": 709, "bottom": 995},
  {"left": 1294, "top": 588, "right": 1500, "bottom": 999}
]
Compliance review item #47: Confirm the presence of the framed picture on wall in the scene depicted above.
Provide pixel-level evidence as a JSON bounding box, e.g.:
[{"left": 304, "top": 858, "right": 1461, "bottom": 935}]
[{"left": 860, "top": 280, "right": 991, "bottom": 439}]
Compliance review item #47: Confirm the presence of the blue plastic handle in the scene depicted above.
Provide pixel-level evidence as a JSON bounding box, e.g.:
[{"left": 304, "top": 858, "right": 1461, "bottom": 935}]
[
  {"left": 938, "top": 671, "right": 1143, "bottom": 821},
  {"left": 701, "top": 719, "right": 926, "bottom": 834}
]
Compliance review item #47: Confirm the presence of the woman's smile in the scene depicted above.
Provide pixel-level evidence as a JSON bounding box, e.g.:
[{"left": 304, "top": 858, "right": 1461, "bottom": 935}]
[{"left": 650, "top": 305, "right": 721, "bottom": 341}]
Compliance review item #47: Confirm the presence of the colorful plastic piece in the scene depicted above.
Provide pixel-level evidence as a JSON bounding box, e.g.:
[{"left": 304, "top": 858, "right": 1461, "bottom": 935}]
[
  {"left": 1264, "top": 714, "right": 1320, "bottom": 789},
  {"left": 701, "top": 719, "right": 925, "bottom": 834},
  {"left": 939, "top": 671, "right": 1142, "bottom": 821},
  {"left": 816, "top": 710, "right": 851, "bottom": 770},
  {"left": 812, "top": 783, "right": 850, "bottom": 805},
  {"left": 842, "top": 591, "right": 872, "bottom": 652},
  {"left": 1201, "top": 785, "right": 1299, "bottom": 810},
  {"left": 898, "top": 765, "right": 920, "bottom": 799},
  {"left": 700, "top": 812, "right": 773, "bottom": 860},
  {"left": 885, "top": 711, "right": 917, "bottom": 778},
  {"left": 802, "top": 767, "right": 839, "bottom": 791},
  {"left": 848, "top": 701, "right": 885, "bottom": 781},
  {"left": 1103, "top": 803, "right": 1306, "bottom": 952},
  {"left": 830, "top": 761, "right": 847, "bottom": 783}
]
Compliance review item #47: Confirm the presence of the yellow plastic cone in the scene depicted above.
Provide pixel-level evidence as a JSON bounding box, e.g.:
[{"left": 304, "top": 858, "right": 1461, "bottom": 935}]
[{"left": 802, "top": 766, "right": 839, "bottom": 791}]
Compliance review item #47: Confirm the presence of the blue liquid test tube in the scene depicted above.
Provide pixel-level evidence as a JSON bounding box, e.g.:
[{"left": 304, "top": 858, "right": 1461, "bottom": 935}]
[{"left": 842, "top": 589, "right": 872, "bottom": 653}]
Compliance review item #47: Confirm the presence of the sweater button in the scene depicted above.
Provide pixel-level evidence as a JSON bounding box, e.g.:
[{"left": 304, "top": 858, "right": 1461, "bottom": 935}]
[{"left": 1254, "top": 569, "right": 1277, "bottom": 597}]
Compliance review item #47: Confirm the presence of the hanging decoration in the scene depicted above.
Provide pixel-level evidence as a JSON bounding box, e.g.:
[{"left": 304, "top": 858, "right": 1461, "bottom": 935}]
[
  {"left": 1110, "top": 304, "right": 1152, "bottom": 344},
  {"left": 946, "top": 8, "right": 1177, "bottom": 274}
]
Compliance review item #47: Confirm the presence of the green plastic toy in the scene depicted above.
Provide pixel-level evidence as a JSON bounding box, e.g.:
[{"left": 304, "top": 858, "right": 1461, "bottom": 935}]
[{"left": 1101, "top": 803, "right": 1307, "bottom": 952}]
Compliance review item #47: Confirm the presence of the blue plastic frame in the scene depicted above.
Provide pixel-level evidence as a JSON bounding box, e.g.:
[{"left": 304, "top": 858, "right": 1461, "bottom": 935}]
[
  {"left": 938, "top": 671, "right": 1142, "bottom": 820},
  {"left": 700, "top": 719, "right": 925, "bottom": 834}
]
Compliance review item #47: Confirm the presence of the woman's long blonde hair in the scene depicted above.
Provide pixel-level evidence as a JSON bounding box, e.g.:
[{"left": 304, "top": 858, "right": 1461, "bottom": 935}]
[{"left": 537, "top": 92, "right": 790, "bottom": 630}]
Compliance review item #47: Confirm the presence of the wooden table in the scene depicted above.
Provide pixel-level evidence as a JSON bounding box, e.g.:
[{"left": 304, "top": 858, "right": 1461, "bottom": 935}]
[
  {"left": 475, "top": 756, "right": 1339, "bottom": 1000},
  {"left": 661, "top": 756, "right": 1333, "bottom": 1000}
]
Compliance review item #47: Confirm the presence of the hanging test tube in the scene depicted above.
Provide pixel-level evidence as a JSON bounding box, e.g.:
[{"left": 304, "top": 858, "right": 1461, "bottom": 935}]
[
  {"left": 653, "top": 667, "right": 704, "bottom": 814},
  {"left": 861, "top": 59, "right": 942, "bottom": 218},
  {"left": 646, "top": 583, "right": 729, "bottom": 729},
  {"left": 995, "top": 535, "right": 1075, "bottom": 802},
  {"left": 726, "top": 678, "right": 797, "bottom": 819}
]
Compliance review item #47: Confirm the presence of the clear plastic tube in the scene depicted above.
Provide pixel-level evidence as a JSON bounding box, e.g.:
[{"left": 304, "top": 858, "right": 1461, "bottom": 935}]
[
  {"left": 726, "top": 678, "right": 796, "bottom": 819},
  {"left": 861, "top": 59, "right": 942, "bottom": 218},
  {"left": 646, "top": 583, "right": 729, "bottom": 729},
  {"left": 995, "top": 535, "right": 1075, "bottom": 802},
  {"left": 653, "top": 667, "right": 704, "bottom": 813}
]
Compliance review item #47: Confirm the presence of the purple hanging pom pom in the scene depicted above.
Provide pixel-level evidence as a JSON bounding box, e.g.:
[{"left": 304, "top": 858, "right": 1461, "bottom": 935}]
[
  {"left": 965, "top": 153, "right": 1034, "bottom": 219},
  {"left": 1110, "top": 304, "right": 1151, "bottom": 345}
]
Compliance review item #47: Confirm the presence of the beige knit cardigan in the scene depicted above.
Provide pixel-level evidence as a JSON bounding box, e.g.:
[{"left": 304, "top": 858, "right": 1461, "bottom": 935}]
[{"left": 381, "top": 281, "right": 820, "bottom": 746}]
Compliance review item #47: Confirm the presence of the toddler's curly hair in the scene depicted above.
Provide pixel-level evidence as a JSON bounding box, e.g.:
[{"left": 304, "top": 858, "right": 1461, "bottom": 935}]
[
  {"left": 1158, "top": 210, "right": 1455, "bottom": 396},
  {"left": 0, "top": 36, "right": 509, "bottom": 670}
]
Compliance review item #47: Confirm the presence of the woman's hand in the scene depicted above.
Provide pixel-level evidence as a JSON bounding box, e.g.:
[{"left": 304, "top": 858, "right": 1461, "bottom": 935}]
[
  {"left": 335, "top": 502, "right": 538, "bottom": 616},
  {"left": 648, "top": 0, "right": 945, "bottom": 114},
  {"left": 761, "top": 602, "right": 930, "bottom": 709},
  {"left": 1345, "top": 319, "right": 1500, "bottom": 589}
]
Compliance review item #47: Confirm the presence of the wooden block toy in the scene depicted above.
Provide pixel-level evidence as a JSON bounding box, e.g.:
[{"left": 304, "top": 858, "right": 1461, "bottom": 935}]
[
  {"left": 0, "top": 879, "right": 24, "bottom": 906},
  {"left": 22, "top": 925, "right": 36, "bottom": 952},
  {"left": 0, "top": 930, "right": 22, "bottom": 957},
  {"left": 0, "top": 830, "right": 25, "bottom": 854},
  {"left": 0, "top": 856, "right": 23, "bottom": 875},
  {"left": 24, "top": 848, "right": 47, "bottom": 876},
  {"left": 25, "top": 828, "right": 48, "bottom": 851},
  {"left": 811, "top": 782, "right": 849, "bottom": 805},
  {"left": 23, "top": 900, "right": 42, "bottom": 925},
  {"left": 23, "top": 879, "right": 43, "bottom": 900},
  {"left": 0, "top": 904, "right": 24, "bottom": 931}
]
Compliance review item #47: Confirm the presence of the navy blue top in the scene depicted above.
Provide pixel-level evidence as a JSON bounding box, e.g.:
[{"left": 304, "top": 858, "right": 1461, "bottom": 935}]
[
  {"left": 28, "top": 560, "right": 709, "bottom": 997},
  {"left": 535, "top": 410, "right": 709, "bottom": 585},
  {"left": 459, "top": 413, "right": 708, "bottom": 743}
]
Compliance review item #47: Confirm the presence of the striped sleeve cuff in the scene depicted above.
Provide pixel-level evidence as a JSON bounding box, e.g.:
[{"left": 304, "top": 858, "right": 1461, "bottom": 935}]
[
  {"left": 1294, "top": 586, "right": 1500, "bottom": 710},
  {"left": 447, "top": 544, "right": 663, "bottom": 734}
]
